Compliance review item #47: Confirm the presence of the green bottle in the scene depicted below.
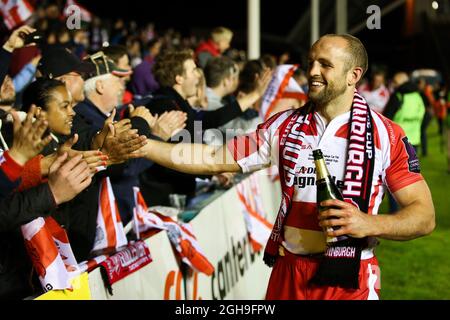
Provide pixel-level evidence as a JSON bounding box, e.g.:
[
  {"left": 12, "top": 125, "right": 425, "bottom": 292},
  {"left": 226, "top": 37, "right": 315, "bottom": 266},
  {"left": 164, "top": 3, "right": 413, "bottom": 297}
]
[{"left": 313, "top": 149, "right": 348, "bottom": 243}]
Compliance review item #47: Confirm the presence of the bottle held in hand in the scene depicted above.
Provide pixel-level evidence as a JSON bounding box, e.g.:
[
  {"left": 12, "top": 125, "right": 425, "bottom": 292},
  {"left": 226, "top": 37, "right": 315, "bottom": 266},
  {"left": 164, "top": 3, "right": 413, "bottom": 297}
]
[{"left": 313, "top": 149, "right": 348, "bottom": 243}]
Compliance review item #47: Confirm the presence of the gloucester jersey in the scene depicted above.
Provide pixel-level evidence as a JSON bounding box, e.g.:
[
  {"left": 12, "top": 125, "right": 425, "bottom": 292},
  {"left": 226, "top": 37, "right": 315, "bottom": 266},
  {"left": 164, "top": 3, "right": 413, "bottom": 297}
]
[{"left": 227, "top": 108, "right": 423, "bottom": 259}]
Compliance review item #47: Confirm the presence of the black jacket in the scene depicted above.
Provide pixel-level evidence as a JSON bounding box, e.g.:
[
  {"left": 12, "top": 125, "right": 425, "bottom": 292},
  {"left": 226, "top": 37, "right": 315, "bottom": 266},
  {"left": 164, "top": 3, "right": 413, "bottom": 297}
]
[
  {"left": 0, "top": 183, "right": 56, "bottom": 299},
  {"left": 35, "top": 122, "right": 103, "bottom": 263},
  {"left": 0, "top": 183, "right": 56, "bottom": 232},
  {"left": 0, "top": 151, "right": 57, "bottom": 299},
  {"left": 0, "top": 48, "right": 12, "bottom": 88},
  {"left": 139, "top": 87, "right": 244, "bottom": 205}
]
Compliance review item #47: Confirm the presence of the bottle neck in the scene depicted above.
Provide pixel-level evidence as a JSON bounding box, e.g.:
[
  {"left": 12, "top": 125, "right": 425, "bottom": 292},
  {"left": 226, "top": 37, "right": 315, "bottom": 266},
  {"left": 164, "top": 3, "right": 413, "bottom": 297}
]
[{"left": 314, "top": 157, "right": 331, "bottom": 181}]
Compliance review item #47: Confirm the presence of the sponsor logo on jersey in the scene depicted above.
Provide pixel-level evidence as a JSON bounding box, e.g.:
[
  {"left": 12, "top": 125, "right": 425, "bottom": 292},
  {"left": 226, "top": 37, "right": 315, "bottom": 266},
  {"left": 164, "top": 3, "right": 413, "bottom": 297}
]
[{"left": 402, "top": 137, "right": 420, "bottom": 173}]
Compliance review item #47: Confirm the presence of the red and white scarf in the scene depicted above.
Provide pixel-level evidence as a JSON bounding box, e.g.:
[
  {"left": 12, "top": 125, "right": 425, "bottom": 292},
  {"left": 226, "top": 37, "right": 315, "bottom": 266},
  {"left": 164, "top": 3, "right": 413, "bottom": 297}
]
[{"left": 99, "top": 240, "right": 153, "bottom": 294}]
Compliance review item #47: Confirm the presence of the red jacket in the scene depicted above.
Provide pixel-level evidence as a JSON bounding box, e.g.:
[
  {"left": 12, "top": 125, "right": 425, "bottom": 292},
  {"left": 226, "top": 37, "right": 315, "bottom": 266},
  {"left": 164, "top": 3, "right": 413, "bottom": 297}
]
[{"left": 195, "top": 39, "right": 220, "bottom": 58}]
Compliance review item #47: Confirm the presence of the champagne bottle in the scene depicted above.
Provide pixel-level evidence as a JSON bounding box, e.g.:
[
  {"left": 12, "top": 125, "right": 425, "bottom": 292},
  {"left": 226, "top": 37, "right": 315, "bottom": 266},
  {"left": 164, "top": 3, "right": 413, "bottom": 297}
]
[{"left": 313, "top": 149, "right": 348, "bottom": 243}]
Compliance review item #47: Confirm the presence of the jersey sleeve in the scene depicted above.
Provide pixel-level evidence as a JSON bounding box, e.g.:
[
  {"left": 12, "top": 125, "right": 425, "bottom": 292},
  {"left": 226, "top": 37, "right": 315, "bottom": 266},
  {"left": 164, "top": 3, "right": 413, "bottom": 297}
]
[
  {"left": 384, "top": 124, "right": 424, "bottom": 193},
  {"left": 226, "top": 111, "right": 290, "bottom": 173}
]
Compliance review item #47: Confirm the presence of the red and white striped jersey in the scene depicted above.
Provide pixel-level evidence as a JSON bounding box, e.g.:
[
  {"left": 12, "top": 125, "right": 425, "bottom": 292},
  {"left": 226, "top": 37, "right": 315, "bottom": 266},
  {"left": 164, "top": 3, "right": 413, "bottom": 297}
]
[
  {"left": 359, "top": 83, "right": 390, "bottom": 114},
  {"left": 227, "top": 109, "right": 423, "bottom": 256}
]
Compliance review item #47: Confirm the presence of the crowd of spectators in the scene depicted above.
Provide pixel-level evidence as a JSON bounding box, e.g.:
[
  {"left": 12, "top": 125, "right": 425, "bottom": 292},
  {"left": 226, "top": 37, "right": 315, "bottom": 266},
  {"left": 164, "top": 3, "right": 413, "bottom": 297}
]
[{"left": 0, "top": 1, "right": 448, "bottom": 299}]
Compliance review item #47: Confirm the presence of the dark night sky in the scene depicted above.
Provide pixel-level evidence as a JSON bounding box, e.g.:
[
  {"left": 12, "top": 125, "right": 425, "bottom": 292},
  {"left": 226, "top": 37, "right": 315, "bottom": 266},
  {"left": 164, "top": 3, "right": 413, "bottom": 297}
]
[
  {"left": 77, "top": 1, "right": 437, "bottom": 72},
  {"left": 78, "top": 0, "right": 306, "bottom": 35},
  {"left": 78, "top": 0, "right": 404, "bottom": 36}
]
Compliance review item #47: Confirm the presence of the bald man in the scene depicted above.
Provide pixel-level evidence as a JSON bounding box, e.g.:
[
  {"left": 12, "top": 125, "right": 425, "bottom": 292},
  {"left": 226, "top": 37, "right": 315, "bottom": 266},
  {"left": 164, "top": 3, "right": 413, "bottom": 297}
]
[
  {"left": 133, "top": 35, "right": 435, "bottom": 300},
  {"left": 392, "top": 72, "right": 409, "bottom": 88}
]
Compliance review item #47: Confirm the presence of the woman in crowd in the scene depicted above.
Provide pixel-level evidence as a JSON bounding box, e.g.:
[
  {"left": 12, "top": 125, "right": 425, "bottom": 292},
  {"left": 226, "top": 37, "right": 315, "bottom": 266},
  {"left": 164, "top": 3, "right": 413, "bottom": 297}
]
[{"left": 21, "top": 78, "right": 108, "bottom": 261}]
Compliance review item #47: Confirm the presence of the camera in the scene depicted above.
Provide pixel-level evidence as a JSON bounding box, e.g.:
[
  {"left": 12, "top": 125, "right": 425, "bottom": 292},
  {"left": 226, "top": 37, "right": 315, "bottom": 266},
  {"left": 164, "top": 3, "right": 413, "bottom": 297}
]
[{"left": 22, "top": 31, "right": 44, "bottom": 45}]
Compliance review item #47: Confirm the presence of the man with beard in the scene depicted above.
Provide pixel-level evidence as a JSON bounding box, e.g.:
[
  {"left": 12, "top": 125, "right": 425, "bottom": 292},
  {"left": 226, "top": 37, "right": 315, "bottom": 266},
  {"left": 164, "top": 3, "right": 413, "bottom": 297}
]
[{"left": 130, "top": 34, "right": 435, "bottom": 300}]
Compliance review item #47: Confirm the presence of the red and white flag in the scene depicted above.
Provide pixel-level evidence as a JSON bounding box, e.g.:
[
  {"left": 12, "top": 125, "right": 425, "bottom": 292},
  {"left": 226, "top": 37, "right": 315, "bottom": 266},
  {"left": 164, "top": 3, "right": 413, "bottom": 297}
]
[
  {"left": 21, "top": 217, "right": 79, "bottom": 291},
  {"left": 45, "top": 217, "right": 78, "bottom": 271},
  {"left": 0, "top": 0, "right": 34, "bottom": 30},
  {"left": 91, "top": 177, "right": 128, "bottom": 253},
  {"left": 162, "top": 217, "right": 214, "bottom": 276},
  {"left": 236, "top": 176, "right": 273, "bottom": 252},
  {"left": 132, "top": 188, "right": 214, "bottom": 276},
  {"left": 63, "top": 0, "right": 92, "bottom": 22},
  {"left": 132, "top": 187, "right": 165, "bottom": 239},
  {"left": 260, "top": 64, "right": 307, "bottom": 121}
]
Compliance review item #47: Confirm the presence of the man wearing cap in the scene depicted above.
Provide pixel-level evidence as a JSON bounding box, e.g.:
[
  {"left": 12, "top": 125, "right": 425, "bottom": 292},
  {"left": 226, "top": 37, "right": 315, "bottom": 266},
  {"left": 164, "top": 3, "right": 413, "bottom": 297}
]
[
  {"left": 37, "top": 47, "right": 92, "bottom": 104},
  {"left": 74, "top": 51, "right": 132, "bottom": 127},
  {"left": 72, "top": 51, "right": 182, "bottom": 224}
]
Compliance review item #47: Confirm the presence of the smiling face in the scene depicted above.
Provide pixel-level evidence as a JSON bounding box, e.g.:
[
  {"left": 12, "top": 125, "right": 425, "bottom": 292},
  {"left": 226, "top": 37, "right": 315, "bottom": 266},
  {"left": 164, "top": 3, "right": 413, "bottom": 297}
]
[
  {"left": 46, "top": 86, "right": 75, "bottom": 136},
  {"left": 307, "top": 36, "right": 353, "bottom": 107}
]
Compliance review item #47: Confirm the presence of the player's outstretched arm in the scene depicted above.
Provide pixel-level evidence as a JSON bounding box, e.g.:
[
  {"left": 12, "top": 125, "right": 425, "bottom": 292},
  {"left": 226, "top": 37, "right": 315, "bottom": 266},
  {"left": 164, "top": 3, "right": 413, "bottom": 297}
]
[{"left": 135, "top": 139, "right": 241, "bottom": 175}]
